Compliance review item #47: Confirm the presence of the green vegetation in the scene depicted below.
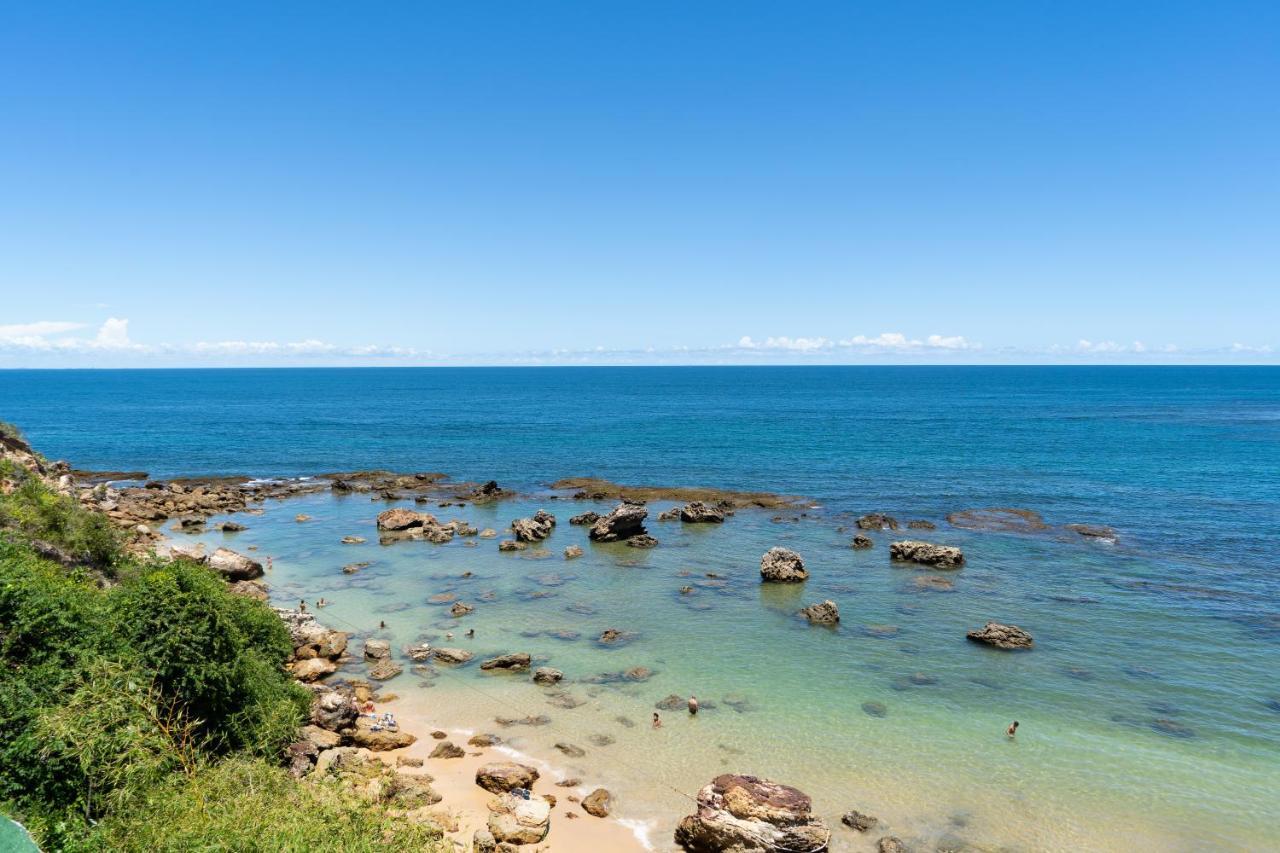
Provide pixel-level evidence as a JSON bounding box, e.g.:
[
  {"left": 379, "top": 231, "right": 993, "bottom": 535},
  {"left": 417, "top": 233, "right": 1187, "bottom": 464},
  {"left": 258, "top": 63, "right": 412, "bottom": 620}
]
[{"left": 0, "top": 440, "right": 443, "bottom": 851}]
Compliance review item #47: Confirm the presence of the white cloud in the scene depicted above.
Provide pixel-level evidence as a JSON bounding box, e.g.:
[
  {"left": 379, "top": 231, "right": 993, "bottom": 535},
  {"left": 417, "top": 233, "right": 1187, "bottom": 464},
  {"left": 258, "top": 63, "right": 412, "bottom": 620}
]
[
  {"left": 0, "top": 320, "right": 87, "bottom": 342},
  {"left": 1231, "top": 342, "right": 1273, "bottom": 354},
  {"left": 738, "top": 335, "right": 833, "bottom": 351}
]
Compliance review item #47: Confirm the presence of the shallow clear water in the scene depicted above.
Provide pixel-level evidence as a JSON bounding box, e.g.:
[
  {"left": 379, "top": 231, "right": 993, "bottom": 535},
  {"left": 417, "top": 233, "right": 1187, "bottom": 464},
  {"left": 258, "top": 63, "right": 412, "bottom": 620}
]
[
  {"left": 185, "top": 489, "right": 1278, "bottom": 852},
  {"left": 3, "top": 366, "right": 1278, "bottom": 850}
]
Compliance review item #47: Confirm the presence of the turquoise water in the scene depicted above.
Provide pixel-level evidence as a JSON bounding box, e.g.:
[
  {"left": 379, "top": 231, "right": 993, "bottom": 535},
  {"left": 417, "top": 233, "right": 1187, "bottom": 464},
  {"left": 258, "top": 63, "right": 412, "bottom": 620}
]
[{"left": 2, "top": 366, "right": 1279, "bottom": 849}]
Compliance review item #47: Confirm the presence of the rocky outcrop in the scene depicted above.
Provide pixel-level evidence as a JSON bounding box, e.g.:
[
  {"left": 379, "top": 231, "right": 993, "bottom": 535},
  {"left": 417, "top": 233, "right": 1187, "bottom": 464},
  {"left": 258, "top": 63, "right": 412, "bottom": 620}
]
[
  {"left": 841, "top": 810, "right": 878, "bottom": 832},
  {"left": 966, "top": 621, "right": 1033, "bottom": 649},
  {"left": 851, "top": 534, "right": 873, "bottom": 549},
  {"left": 856, "top": 514, "right": 899, "bottom": 530},
  {"left": 511, "top": 511, "right": 555, "bottom": 542},
  {"left": 564, "top": 545, "right": 584, "bottom": 560},
  {"left": 350, "top": 716, "right": 416, "bottom": 750},
  {"left": 363, "top": 638, "right": 391, "bottom": 661},
  {"left": 476, "top": 762, "right": 540, "bottom": 793},
  {"left": 207, "top": 547, "right": 263, "bottom": 580},
  {"left": 760, "top": 547, "right": 808, "bottom": 583},
  {"left": 569, "top": 511, "right": 601, "bottom": 525},
  {"left": 582, "top": 788, "right": 613, "bottom": 817},
  {"left": 680, "top": 501, "right": 726, "bottom": 523},
  {"left": 487, "top": 791, "right": 551, "bottom": 845},
  {"left": 498, "top": 540, "right": 526, "bottom": 552},
  {"left": 800, "top": 600, "right": 840, "bottom": 624},
  {"left": 588, "top": 502, "right": 649, "bottom": 542},
  {"left": 311, "top": 688, "right": 358, "bottom": 732},
  {"left": 675, "top": 774, "right": 830, "bottom": 853},
  {"left": 450, "top": 601, "right": 475, "bottom": 617},
  {"left": 481, "top": 652, "right": 531, "bottom": 671},
  {"left": 947, "top": 507, "right": 1047, "bottom": 533},
  {"left": 376, "top": 508, "right": 430, "bottom": 531},
  {"left": 906, "top": 520, "right": 936, "bottom": 530},
  {"left": 626, "top": 533, "right": 658, "bottom": 549},
  {"left": 368, "top": 659, "right": 402, "bottom": 681},
  {"left": 889, "top": 540, "right": 964, "bottom": 569}
]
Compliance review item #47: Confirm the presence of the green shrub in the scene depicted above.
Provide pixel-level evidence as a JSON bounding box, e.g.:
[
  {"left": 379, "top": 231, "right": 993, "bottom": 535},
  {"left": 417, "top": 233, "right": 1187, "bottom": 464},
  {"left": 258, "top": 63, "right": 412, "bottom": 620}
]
[
  {"left": 0, "top": 475, "right": 120, "bottom": 568},
  {"left": 70, "top": 757, "right": 445, "bottom": 852}
]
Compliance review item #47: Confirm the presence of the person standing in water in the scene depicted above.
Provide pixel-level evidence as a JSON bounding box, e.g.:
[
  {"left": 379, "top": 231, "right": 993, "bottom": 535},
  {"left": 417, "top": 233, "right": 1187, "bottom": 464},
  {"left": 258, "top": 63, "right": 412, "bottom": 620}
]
[
  {"left": 688, "top": 695, "right": 699, "bottom": 715},
  {"left": 652, "top": 712, "right": 662, "bottom": 728},
  {"left": 1007, "top": 720, "right": 1019, "bottom": 738}
]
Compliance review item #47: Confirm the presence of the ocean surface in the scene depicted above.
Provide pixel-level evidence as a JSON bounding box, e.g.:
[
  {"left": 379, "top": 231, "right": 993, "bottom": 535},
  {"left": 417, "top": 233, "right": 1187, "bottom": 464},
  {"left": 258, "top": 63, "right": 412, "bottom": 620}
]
[{"left": 2, "top": 366, "right": 1278, "bottom": 851}]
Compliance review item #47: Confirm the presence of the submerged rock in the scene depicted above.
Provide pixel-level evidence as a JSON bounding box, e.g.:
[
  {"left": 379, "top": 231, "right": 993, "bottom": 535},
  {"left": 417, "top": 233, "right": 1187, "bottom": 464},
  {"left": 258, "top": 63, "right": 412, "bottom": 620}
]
[
  {"left": 674, "top": 774, "right": 829, "bottom": 853},
  {"left": 800, "top": 600, "right": 840, "bottom": 624},
  {"left": 890, "top": 540, "right": 964, "bottom": 568},
  {"left": 947, "top": 507, "right": 1047, "bottom": 533},
  {"left": 906, "top": 519, "right": 936, "bottom": 530},
  {"left": 449, "top": 601, "right": 475, "bottom": 617},
  {"left": 480, "top": 652, "right": 532, "bottom": 671},
  {"left": 533, "top": 666, "right": 564, "bottom": 685},
  {"left": 626, "top": 533, "right": 659, "bottom": 549},
  {"left": 966, "top": 621, "right": 1033, "bottom": 650},
  {"left": 841, "top": 810, "right": 879, "bottom": 832},
  {"left": 569, "top": 511, "right": 601, "bottom": 525},
  {"left": 857, "top": 513, "right": 899, "bottom": 530},
  {"left": 564, "top": 544, "right": 584, "bottom": 559},
  {"left": 861, "top": 701, "right": 888, "bottom": 718},
  {"left": 498, "top": 540, "right": 526, "bottom": 552},
  {"left": 760, "top": 547, "right": 808, "bottom": 583}
]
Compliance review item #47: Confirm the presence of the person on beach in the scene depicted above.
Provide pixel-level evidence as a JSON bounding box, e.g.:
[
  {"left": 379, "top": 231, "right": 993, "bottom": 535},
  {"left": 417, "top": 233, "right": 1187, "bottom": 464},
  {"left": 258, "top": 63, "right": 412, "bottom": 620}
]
[
  {"left": 688, "top": 695, "right": 699, "bottom": 715},
  {"left": 653, "top": 712, "right": 662, "bottom": 728},
  {"left": 362, "top": 700, "right": 375, "bottom": 715},
  {"left": 298, "top": 599, "right": 306, "bottom": 613},
  {"left": 1007, "top": 720, "right": 1019, "bottom": 738}
]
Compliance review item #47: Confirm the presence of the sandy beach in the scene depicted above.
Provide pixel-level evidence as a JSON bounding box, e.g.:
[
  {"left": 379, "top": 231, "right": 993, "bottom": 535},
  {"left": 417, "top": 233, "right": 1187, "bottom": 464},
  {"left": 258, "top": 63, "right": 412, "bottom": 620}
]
[{"left": 373, "top": 695, "right": 649, "bottom": 851}]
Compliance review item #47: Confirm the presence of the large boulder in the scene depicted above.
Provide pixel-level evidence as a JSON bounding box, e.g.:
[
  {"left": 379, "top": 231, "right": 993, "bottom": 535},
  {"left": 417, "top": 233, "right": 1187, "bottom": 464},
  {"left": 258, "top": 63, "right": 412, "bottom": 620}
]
[
  {"left": 275, "top": 609, "right": 349, "bottom": 660},
  {"left": 350, "top": 716, "right": 416, "bottom": 751},
  {"left": 588, "top": 502, "right": 649, "bottom": 542},
  {"left": 292, "top": 658, "right": 337, "bottom": 682},
  {"left": 487, "top": 792, "right": 551, "bottom": 845},
  {"left": 376, "top": 508, "right": 431, "bottom": 531},
  {"left": 760, "top": 547, "right": 808, "bottom": 583},
  {"left": 680, "top": 501, "right": 726, "bottom": 524},
  {"left": 207, "top": 547, "right": 263, "bottom": 580},
  {"left": 433, "top": 647, "right": 474, "bottom": 664},
  {"left": 675, "top": 774, "right": 830, "bottom": 853},
  {"left": 889, "top": 540, "right": 964, "bottom": 569},
  {"left": 512, "top": 514, "right": 554, "bottom": 542},
  {"left": 476, "top": 761, "right": 540, "bottom": 793},
  {"left": 363, "top": 638, "right": 391, "bottom": 661},
  {"left": 966, "top": 621, "right": 1033, "bottom": 650},
  {"left": 800, "top": 600, "right": 840, "bottom": 624},
  {"left": 311, "top": 688, "right": 358, "bottom": 732}
]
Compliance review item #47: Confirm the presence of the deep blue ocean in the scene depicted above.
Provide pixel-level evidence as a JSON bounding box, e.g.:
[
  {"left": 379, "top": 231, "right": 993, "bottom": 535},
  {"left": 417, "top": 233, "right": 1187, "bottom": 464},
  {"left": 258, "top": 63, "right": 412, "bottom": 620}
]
[{"left": 2, "top": 366, "right": 1278, "bottom": 849}]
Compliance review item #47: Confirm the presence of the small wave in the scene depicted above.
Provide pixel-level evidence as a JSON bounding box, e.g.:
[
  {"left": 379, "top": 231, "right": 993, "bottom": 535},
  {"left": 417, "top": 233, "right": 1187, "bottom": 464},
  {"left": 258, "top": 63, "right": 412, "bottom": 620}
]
[{"left": 617, "top": 817, "right": 657, "bottom": 850}]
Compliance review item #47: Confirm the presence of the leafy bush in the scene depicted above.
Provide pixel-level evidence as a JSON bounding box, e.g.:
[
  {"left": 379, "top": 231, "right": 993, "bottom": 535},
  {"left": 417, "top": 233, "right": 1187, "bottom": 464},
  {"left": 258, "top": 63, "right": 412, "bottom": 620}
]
[{"left": 0, "top": 473, "right": 120, "bottom": 568}]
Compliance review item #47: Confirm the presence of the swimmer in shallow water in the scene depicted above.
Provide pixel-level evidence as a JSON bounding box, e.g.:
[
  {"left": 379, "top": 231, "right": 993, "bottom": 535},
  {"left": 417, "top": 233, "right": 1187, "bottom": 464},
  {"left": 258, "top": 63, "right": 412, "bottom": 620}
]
[
  {"left": 653, "top": 712, "right": 662, "bottom": 728},
  {"left": 1007, "top": 720, "right": 1019, "bottom": 738}
]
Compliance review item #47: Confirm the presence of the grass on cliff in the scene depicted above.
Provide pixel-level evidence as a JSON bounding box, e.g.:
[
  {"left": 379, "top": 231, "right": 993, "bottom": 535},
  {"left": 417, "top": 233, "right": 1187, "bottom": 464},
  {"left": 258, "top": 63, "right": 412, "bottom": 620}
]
[
  {"left": 0, "top": 459, "right": 121, "bottom": 570},
  {"left": 0, "top": 466, "right": 443, "bottom": 851}
]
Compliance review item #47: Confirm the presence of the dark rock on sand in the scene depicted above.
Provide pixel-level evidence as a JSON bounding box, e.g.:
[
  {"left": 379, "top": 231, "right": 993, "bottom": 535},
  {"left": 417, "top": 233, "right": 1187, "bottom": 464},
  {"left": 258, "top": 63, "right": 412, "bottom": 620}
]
[
  {"left": 656, "top": 694, "right": 687, "bottom": 711},
  {"left": 760, "top": 547, "right": 808, "bottom": 583},
  {"left": 681, "top": 501, "right": 726, "bottom": 523},
  {"left": 857, "top": 514, "right": 900, "bottom": 530},
  {"left": 966, "top": 621, "right": 1033, "bottom": 650},
  {"left": 430, "top": 740, "right": 465, "bottom": 759},
  {"left": 674, "top": 774, "right": 829, "bottom": 853},
  {"left": 842, "top": 810, "right": 879, "bottom": 832},
  {"left": 877, "top": 837, "right": 908, "bottom": 853},
  {"left": 588, "top": 502, "right": 649, "bottom": 542},
  {"left": 861, "top": 701, "right": 888, "bottom": 718},
  {"left": 582, "top": 788, "right": 613, "bottom": 817},
  {"left": 800, "top": 600, "right": 840, "bottom": 624},
  {"left": 890, "top": 540, "right": 964, "bottom": 568},
  {"left": 469, "top": 733, "right": 502, "bottom": 747}
]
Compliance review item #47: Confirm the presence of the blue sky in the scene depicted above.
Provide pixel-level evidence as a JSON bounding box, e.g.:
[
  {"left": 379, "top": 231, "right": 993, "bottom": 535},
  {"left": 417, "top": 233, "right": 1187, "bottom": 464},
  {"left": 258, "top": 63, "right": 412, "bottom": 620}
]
[{"left": 1, "top": 2, "right": 1277, "bottom": 366}]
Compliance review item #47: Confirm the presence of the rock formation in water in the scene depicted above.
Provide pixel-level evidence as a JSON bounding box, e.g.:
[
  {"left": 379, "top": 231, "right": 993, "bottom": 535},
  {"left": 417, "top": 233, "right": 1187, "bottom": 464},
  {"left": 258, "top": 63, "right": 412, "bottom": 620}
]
[
  {"left": 760, "top": 547, "right": 808, "bottom": 582},
  {"left": 889, "top": 540, "right": 964, "bottom": 568},
  {"left": 674, "top": 773, "right": 830, "bottom": 852}
]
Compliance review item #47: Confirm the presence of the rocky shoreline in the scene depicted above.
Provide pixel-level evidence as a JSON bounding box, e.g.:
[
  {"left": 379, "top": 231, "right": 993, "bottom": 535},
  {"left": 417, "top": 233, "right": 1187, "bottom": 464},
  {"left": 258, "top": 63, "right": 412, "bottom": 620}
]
[{"left": 3, "top": 429, "right": 1130, "bottom": 852}]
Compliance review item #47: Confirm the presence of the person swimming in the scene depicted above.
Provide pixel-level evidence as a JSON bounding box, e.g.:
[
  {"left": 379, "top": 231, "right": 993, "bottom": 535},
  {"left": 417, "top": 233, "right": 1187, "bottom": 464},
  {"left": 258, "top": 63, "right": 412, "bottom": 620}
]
[
  {"left": 466, "top": 628, "right": 475, "bottom": 638},
  {"left": 652, "top": 712, "right": 662, "bottom": 728},
  {"left": 1007, "top": 720, "right": 1019, "bottom": 738},
  {"left": 688, "top": 695, "right": 699, "bottom": 715}
]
